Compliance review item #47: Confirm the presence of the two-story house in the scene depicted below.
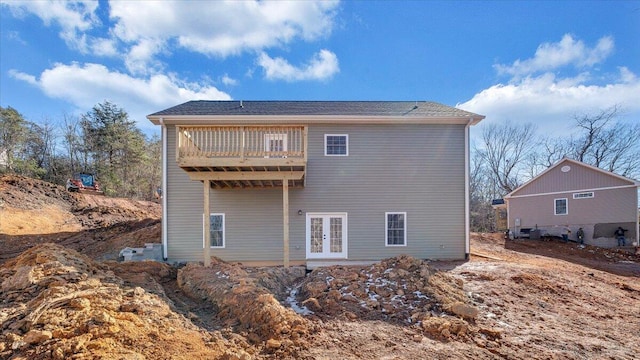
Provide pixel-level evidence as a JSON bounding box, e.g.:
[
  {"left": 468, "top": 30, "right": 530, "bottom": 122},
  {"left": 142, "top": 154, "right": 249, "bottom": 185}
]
[{"left": 147, "top": 101, "right": 484, "bottom": 267}]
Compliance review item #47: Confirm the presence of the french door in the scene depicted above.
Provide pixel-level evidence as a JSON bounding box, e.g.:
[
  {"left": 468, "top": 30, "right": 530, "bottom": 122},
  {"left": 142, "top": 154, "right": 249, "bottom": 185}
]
[{"left": 306, "top": 213, "right": 348, "bottom": 259}]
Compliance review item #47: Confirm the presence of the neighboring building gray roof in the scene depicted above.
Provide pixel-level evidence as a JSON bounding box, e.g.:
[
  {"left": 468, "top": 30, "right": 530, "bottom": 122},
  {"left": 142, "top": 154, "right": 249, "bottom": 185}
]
[{"left": 148, "top": 100, "right": 483, "bottom": 119}]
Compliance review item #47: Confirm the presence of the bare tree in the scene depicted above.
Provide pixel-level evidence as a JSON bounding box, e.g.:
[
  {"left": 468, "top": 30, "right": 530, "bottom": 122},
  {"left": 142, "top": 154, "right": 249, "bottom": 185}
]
[
  {"left": 61, "top": 113, "right": 83, "bottom": 174},
  {"left": 469, "top": 149, "right": 501, "bottom": 232},
  {"left": 567, "top": 106, "right": 640, "bottom": 178},
  {"left": 475, "top": 122, "right": 538, "bottom": 195},
  {"left": 23, "top": 118, "right": 58, "bottom": 180}
]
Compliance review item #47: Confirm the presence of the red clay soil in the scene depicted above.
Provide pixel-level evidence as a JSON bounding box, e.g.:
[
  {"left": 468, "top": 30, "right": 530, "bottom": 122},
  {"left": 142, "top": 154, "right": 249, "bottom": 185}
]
[{"left": 1, "top": 175, "right": 639, "bottom": 359}]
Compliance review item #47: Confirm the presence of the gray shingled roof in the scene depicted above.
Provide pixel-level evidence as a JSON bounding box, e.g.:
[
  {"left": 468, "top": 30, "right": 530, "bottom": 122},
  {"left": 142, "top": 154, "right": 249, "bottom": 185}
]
[{"left": 148, "top": 100, "right": 482, "bottom": 118}]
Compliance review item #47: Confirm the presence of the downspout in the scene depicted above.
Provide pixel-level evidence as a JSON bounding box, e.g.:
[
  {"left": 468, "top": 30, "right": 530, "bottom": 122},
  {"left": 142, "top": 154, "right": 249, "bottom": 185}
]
[
  {"left": 160, "top": 117, "right": 168, "bottom": 261},
  {"left": 464, "top": 118, "right": 472, "bottom": 259}
]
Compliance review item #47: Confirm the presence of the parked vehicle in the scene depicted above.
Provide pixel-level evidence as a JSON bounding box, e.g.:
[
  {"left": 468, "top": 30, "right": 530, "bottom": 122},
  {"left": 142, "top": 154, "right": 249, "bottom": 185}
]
[{"left": 66, "top": 173, "right": 104, "bottom": 195}]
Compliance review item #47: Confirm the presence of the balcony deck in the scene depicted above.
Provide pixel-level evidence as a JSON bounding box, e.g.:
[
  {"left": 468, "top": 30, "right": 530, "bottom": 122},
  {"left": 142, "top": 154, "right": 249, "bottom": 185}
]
[{"left": 176, "top": 125, "right": 307, "bottom": 189}]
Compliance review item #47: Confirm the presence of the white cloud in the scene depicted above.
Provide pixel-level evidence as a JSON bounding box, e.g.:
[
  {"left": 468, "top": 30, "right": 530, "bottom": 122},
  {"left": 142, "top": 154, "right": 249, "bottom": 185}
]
[
  {"left": 89, "top": 37, "right": 118, "bottom": 57},
  {"left": 494, "top": 35, "right": 614, "bottom": 79},
  {"left": 109, "top": 0, "right": 339, "bottom": 74},
  {"left": 459, "top": 34, "right": 640, "bottom": 136},
  {"left": 124, "top": 38, "right": 166, "bottom": 75},
  {"left": 258, "top": 49, "right": 339, "bottom": 82},
  {"left": 4, "top": 0, "right": 340, "bottom": 79},
  {"left": 8, "top": 69, "right": 37, "bottom": 84},
  {"left": 618, "top": 66, "right": 637, "bottom": 83},
  {"left": 459, "top": 71, "right": 640, "bottom": 135},
  {"left": 6, "top": 30, "right": 27, "bottom": 45},
  {"left": 220, "top": 74, "right": 238, "bottom": 86},
  {"left": 2, "top": 0, "right": 100, "bottom": 52},
  {"left": 9, "top": 63, "right": 231, "bottom": 129}
]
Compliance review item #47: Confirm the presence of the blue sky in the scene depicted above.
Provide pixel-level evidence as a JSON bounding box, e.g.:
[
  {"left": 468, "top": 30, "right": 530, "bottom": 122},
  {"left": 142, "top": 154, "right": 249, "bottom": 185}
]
[{"left": 1, "top": 0, "right": 639, "bottom": 136}]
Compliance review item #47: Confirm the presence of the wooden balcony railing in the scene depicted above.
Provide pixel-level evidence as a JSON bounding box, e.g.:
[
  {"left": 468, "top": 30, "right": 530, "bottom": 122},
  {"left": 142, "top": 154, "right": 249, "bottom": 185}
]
[{"left": 176, "top": 126, "right": 307, "bottom": 168}]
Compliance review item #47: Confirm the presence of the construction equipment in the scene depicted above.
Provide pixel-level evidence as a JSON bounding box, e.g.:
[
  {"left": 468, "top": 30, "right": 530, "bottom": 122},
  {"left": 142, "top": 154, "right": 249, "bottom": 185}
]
[{"left": 66, "top": 173, "right": 104, "bottom": 195}]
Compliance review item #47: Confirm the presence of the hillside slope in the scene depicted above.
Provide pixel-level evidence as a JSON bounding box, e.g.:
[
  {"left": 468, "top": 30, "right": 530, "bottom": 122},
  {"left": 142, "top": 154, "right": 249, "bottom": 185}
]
[{"left": 0, "top": 175, "right": 161, "bottom": 262}]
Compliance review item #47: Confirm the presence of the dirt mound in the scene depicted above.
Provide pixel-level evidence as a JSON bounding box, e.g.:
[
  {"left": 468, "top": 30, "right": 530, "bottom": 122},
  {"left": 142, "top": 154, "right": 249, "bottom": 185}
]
[
  {"left": 72, "top": 194, "right": 160, "bottom": 229},
  {"left": 0, "top": 175, "right": 81, "bottom": 211},
  {"left": 0, "top": 175, "right": 83, "bottom": 235},
  {"left": 0, "top": 175, "right": 161, "bottom": 264},
  {"left": 177, "top": 258, "right": 314, "bottom": 357},
  {"left": 0, "top": 243, "right": 253, "bottom": 359},
  {"left": 0, "top": 174, "right": 160, "bottom": 233}
]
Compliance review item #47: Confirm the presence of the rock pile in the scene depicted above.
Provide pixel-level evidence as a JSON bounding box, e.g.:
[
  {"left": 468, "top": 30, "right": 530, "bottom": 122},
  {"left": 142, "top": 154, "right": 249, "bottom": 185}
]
[{"left": 297, "top": 255, "right": 482, "bottom": 340}]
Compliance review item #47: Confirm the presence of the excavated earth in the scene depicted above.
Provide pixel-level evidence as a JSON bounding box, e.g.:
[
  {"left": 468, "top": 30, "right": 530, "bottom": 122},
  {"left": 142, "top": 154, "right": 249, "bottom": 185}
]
[{"left": 1, "top": 175, "right": 639, "bottom": 359}]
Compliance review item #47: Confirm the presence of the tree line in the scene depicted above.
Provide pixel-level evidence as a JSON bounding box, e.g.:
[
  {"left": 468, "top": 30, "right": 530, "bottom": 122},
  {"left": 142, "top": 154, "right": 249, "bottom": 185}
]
[
  {"left": 2, "top": 101, "right": 637, "bottom": 229},
  {"left": 0, "top": 101, "right": 160, "bottom": 200},
  {"left": 471, "top": 105, "right": 640, "bottom": 232}
]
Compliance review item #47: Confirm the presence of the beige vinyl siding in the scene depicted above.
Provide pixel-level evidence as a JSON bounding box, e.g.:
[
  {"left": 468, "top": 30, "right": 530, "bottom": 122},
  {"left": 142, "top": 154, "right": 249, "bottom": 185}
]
[
  {"left": 509, "top": 187, "right": 638, "bottom": 230},
  {"left": 164, "top": 123, "right": 467, "bottom": 262},
  {"left": 513, "top": 162, "right": 632, "bottom": 196},
  {"left": 165, "top": 125, "right": 209, "bottom": 261},
  {"left": 300, "top": 124, "right": 466, "bottom": 260}
]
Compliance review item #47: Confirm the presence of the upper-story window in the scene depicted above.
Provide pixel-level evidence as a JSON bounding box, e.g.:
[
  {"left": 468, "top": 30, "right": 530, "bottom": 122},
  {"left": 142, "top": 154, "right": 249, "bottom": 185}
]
[{"left": 325, "top": 134, "right": 349, "bottom": 156}]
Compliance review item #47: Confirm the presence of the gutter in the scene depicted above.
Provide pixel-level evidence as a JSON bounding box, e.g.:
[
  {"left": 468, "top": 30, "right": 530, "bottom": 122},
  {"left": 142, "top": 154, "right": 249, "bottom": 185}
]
[{"left": 159, "top": 117, "right": 168, "bottom": 261}]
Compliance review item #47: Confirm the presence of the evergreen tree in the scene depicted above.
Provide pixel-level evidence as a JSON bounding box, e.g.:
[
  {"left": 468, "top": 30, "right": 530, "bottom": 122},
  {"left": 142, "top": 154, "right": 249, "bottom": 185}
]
[{"left": 80, "top": 101, "right": 146, "bottom": 196}]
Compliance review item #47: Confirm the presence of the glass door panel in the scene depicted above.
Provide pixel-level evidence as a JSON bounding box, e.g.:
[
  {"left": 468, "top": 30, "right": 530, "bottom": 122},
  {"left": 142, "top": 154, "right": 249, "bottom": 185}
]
[{"left": 306, "top": 213, "right": 347, "bottom": 259}]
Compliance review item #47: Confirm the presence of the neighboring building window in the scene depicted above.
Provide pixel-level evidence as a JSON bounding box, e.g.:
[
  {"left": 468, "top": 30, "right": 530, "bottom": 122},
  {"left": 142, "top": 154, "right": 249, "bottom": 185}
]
[
  {"left": 325, "top": 134, "right": 349, "bottom": 156},
  {"left": 554, "top": 198, "right": 568, "bottom": 215},
  {"left": 203, "top": 213, "right": 225, "bottom": 248},
  {"left": 573, "top": 192, "right": 594, "bottom": 199},
  {"left": 385, "top": 212, "right": 407, "bottom": 246}
]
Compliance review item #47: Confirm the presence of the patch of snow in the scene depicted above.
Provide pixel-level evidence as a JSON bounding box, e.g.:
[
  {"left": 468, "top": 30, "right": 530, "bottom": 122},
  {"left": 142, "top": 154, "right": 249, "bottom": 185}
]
[
  {"left": 413, "top": 291, "right": 429, "bottom": 300},
  {"left": 285, "top": 287, "right": 313, "bottom": 316},
  {"left": 215, "top": 271, "right": 229, "bottom": 279}
]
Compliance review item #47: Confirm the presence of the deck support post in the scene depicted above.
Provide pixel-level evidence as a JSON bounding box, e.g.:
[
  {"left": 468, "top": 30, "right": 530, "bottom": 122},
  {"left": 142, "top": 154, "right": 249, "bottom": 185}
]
[
  {"left": 283, "top": 178, "right": 290, "bottom": 268},
  {"left": 203, "top": 180, "right": 211, "bottom": 267}
]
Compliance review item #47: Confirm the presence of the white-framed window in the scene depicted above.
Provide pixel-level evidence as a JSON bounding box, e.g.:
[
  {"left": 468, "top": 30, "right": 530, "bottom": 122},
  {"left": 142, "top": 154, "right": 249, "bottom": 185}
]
[
  {"left": 203, "top": 213, "right": 225, "bottom": 248},
  {"left": 573, "top": 192, "right": 594, "bottom": 199},
  {"left": 324, "top": 134, "right": 349, "bottom": 156},
  {"left": 385, "top": 212, "right": 407, "bottom": 246},
  {"left": 554, "top": 198, "right": 568, "bottom": 215}
]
